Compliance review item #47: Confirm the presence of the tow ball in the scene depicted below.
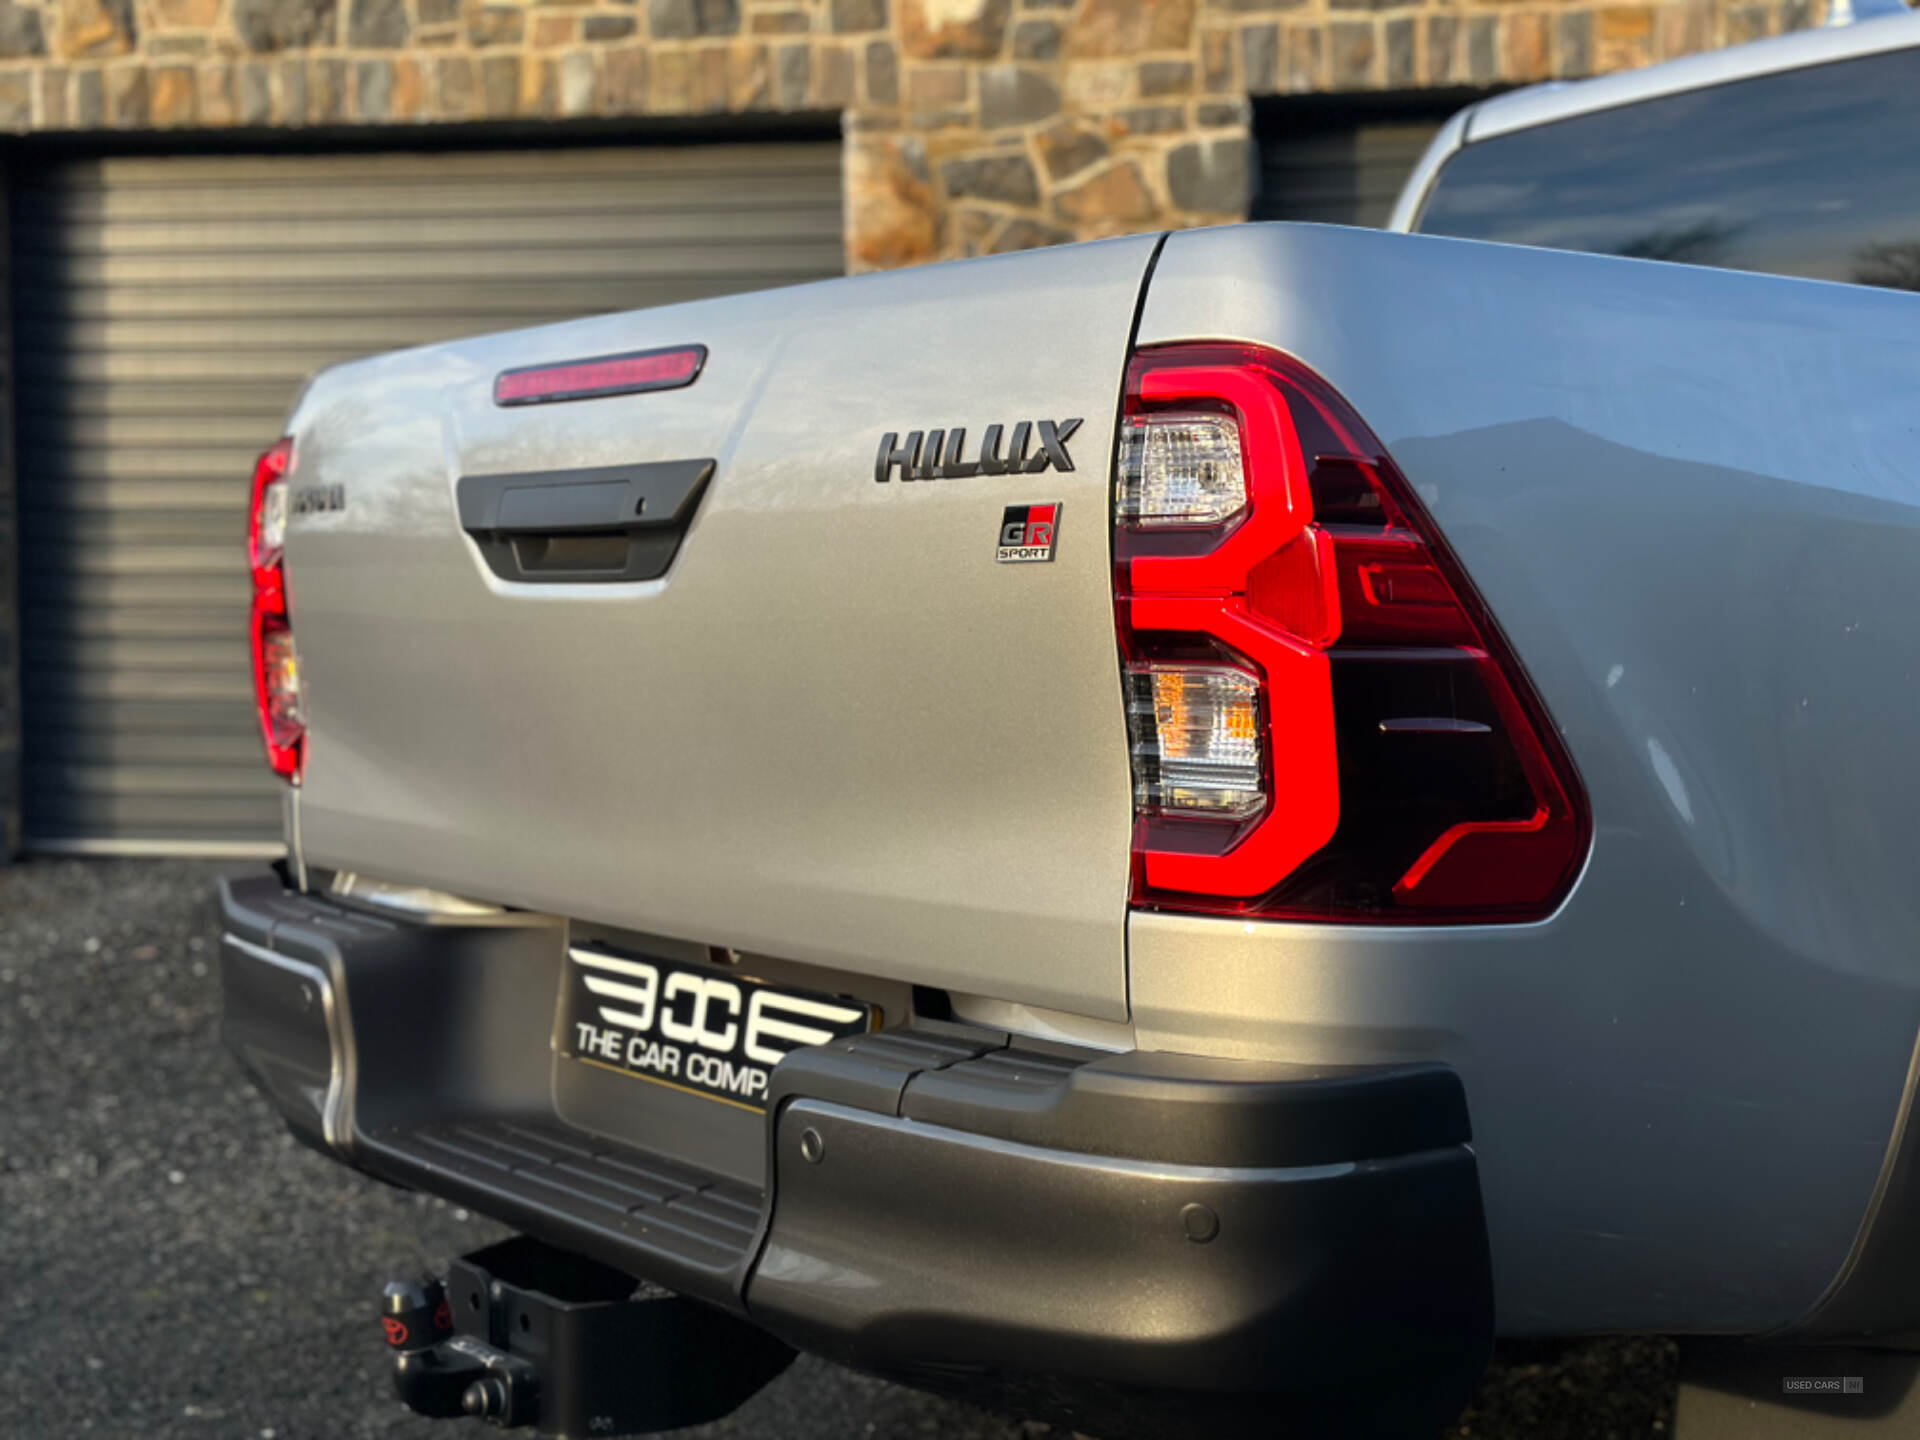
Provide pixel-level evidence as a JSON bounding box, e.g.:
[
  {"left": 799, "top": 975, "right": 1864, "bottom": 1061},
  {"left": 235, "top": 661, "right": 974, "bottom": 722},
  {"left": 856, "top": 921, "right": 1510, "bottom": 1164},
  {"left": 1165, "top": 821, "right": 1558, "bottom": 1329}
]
[{"left": 382, "top": 1236, "right": 794, "bottom": 1435}]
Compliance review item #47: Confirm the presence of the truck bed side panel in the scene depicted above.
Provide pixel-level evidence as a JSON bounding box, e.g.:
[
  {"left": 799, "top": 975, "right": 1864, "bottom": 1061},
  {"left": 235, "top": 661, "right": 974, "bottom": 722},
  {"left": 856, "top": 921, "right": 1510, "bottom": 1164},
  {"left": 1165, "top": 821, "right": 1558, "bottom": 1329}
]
[{"left": 1132, "top": 223, "right": 1920, "bottom": 1333}]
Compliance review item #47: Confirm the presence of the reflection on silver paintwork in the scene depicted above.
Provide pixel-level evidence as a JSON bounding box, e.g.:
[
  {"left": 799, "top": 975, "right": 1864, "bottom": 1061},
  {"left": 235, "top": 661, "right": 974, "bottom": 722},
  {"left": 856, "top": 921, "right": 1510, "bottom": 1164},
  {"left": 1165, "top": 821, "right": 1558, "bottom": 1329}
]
[{"left": 1647, "top": 738, "right": 1693, "bottom": 826}]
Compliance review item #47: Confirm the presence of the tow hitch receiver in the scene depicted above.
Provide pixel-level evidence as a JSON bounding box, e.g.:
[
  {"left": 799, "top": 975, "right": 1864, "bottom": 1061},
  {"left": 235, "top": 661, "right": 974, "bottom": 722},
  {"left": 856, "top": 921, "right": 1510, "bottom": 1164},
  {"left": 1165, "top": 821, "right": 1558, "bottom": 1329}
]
[{"left": 382, "top": 1236, "right": 794, "bottom": 1435}]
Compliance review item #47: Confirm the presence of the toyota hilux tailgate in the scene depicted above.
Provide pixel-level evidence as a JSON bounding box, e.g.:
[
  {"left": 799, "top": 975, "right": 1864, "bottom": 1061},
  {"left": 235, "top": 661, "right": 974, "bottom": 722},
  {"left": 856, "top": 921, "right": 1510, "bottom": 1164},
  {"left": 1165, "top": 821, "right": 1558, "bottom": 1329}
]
[{"left": 279, "top": 235, "right": 1159, "bottom": 1019}]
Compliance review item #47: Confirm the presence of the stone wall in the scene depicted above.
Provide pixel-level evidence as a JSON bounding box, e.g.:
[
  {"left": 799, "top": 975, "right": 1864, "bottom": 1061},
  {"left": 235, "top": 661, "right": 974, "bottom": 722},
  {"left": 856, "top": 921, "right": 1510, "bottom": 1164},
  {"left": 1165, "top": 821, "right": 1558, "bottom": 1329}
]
[
  {"left": 840, "top": 0, "right": 1826, "bottom": 268},
  {"left": 0, "top": 0, "right": 1830, "bottom": 268}
]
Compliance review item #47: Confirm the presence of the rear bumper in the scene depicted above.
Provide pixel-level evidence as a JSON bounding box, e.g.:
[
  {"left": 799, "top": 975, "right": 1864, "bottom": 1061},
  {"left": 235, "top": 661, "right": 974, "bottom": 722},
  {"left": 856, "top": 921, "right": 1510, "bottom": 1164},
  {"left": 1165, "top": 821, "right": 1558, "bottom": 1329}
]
[{"left": 219, "top": 871, "right": 1493, "bottom": 1437}]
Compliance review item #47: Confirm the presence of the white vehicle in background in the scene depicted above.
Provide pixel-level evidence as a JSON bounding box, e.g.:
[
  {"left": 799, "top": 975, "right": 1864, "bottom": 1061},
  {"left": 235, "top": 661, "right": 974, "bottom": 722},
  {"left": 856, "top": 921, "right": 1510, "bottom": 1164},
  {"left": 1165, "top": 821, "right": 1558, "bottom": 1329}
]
[{"left": 1391, "top": 6, "right": 1920, "bottom": 290}]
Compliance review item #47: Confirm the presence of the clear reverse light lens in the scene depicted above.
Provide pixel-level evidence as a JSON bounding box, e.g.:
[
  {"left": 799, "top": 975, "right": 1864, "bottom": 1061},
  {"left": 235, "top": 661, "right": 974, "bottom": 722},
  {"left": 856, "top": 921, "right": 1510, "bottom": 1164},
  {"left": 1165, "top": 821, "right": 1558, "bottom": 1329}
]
[
  {"left": 259, "top": 621, "right": 305, "bottom": 748},
  {"left": 257, "top": 480, "right": 288, "bottom": 565},
  {"left": 1117, "top": 412, "right": 1247, "bottom": 528},
  {"left": 1125, "top": 663, "right": 1266, "bottom": 819}
]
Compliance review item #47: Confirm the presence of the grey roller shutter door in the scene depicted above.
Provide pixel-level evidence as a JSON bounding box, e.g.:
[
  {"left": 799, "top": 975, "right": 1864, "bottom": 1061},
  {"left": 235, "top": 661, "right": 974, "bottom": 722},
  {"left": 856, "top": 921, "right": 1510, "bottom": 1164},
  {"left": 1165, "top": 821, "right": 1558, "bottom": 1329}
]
[
  {"left": 1253, "top": 114, "right": 1448, "bottom": 230},
  {"left": 13, "top": 141, "right": 844, "bottom": 853}
]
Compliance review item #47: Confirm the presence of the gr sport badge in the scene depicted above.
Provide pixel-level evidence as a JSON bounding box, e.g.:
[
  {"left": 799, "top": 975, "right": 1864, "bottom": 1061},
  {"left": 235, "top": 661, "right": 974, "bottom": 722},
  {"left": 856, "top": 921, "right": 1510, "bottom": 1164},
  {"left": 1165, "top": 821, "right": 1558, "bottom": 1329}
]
[{"left": 998, "top": 503, "right": 1060, "bottom": 563}]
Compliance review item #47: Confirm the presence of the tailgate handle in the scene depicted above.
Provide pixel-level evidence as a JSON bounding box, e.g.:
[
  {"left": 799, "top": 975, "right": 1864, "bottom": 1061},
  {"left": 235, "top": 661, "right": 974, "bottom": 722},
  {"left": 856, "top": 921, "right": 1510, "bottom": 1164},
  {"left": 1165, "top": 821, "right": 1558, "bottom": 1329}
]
[{"left": 456, "top": 459, "right": 714, "bottom": 584}]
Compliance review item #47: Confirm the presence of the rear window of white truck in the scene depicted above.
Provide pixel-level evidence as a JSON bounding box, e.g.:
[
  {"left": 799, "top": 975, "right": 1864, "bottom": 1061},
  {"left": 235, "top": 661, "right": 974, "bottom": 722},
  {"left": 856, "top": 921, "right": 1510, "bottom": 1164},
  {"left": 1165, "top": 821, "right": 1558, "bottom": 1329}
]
[{"left": 1413, "top": 47, "right": 1920, "bottom": 289}]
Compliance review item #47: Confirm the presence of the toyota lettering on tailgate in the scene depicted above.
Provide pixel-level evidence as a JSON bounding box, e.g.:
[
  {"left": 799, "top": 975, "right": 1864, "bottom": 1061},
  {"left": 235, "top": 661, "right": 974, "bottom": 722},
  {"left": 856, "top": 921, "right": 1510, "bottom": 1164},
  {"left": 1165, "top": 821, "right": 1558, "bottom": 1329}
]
[{"left": 561, "top": 947, "right": 874, "bottom": 1109}]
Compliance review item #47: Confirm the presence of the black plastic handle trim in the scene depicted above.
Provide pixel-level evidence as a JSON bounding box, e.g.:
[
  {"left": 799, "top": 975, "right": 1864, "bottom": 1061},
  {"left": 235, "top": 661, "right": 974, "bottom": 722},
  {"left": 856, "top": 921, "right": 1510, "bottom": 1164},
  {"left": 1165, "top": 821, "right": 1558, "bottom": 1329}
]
[
  {"left": 457, "top": 460, "right": 714, "bottom": 537},
  {"left": 456, "top": 459, "right": 715, "bottom": 584}
]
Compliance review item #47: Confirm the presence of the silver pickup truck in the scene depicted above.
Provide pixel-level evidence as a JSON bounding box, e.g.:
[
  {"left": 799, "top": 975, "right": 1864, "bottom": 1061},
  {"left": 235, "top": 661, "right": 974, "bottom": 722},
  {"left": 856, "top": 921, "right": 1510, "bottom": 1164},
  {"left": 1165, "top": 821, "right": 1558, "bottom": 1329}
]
[{"left": 219, "top": 22, "right": 1920, "bottom": 1440}]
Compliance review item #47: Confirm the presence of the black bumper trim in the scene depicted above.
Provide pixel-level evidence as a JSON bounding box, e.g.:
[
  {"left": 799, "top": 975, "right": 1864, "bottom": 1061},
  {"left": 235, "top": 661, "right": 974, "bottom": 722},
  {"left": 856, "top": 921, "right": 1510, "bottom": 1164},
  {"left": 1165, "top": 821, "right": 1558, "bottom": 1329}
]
[
  {"left": 754, "top": 1096, "right": 1490, "bottom": 1436},
  {"left": 219, "top": 871, "right": 1493, "bottom": 1437},
  {"left": 359, "top": 1118, "right": 763, "bottom": 1303},
  {"left": 774, "top": 1020, "right": 1472, "bottom": 1168}
]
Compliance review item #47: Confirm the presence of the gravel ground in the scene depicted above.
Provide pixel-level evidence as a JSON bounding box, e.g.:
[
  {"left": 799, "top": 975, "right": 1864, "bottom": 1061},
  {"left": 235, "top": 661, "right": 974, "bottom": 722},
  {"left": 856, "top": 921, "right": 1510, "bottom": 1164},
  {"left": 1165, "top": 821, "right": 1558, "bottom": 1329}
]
[{"left": 1, "top": 857, "right": 1678, "bottom": 1439}]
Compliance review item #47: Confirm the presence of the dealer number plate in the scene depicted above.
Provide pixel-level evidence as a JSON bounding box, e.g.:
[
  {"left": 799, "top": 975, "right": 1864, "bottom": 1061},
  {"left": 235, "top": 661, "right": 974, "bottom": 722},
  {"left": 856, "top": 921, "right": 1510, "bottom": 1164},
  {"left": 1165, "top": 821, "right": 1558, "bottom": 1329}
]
[{"left": 559, "top": 945, "right": 875, "bottom": 1110}]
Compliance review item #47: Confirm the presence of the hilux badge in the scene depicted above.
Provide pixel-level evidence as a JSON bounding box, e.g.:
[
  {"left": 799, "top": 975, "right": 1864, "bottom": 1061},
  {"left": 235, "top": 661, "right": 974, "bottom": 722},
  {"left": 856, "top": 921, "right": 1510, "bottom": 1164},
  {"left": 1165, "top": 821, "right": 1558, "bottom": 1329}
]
[
  {"left": 875, "top": 419, "right": 1081, "bottom": 483},
  {"left": 997, "top": 504, "right": 1059, "bottom": 564}
]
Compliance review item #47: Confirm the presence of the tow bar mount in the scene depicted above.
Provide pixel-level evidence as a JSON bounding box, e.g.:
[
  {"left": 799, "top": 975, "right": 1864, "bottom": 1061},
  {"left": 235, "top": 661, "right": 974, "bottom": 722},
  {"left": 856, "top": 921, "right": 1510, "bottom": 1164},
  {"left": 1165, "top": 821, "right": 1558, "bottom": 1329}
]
[{"left": 384, "top": 1236, "right": 794, "bottom": 1435}]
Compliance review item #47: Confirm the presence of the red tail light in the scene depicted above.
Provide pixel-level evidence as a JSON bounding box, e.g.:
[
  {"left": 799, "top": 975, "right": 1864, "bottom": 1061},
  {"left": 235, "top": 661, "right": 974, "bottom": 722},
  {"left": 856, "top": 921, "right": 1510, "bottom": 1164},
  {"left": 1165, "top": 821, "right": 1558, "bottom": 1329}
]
[
  {"left": 1115, "top": 343, "right": 1588, "bottom": 923},
  {"left": 247, "top": 438, "right": 304, "bottom": 782}
]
